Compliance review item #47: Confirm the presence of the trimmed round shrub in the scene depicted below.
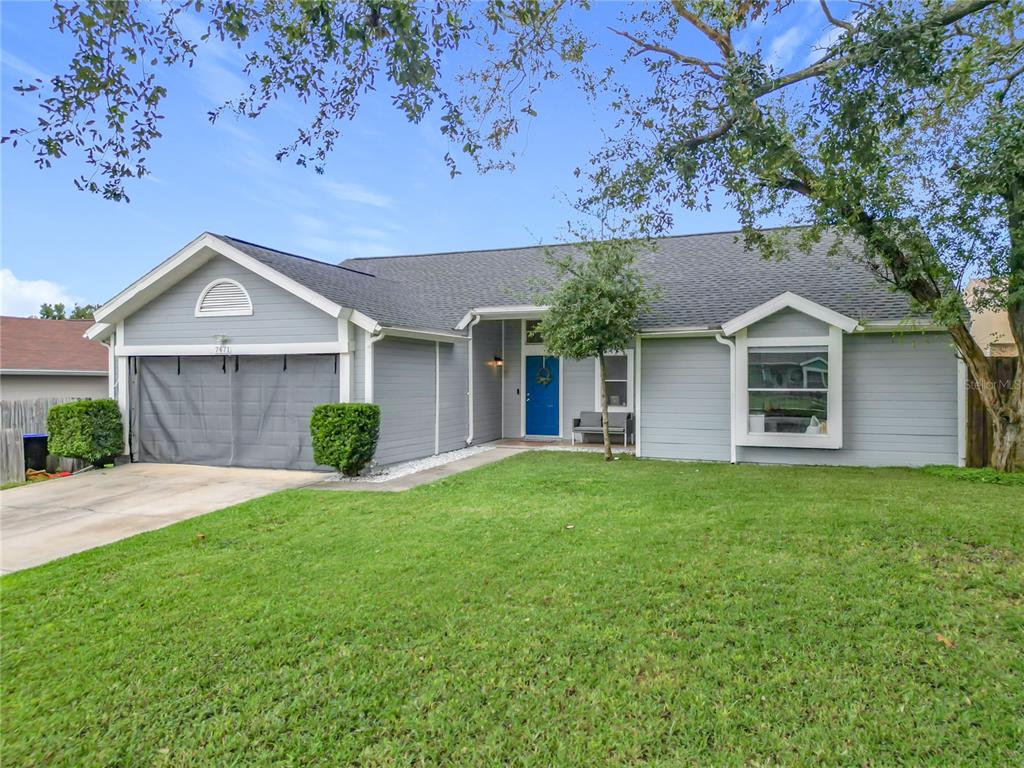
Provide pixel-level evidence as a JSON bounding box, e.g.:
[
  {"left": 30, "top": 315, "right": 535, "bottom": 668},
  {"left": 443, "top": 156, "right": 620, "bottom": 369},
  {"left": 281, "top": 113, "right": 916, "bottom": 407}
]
[
  {"left": 47, "top": 399, "right": 123, "bottom": 466},
  {"left": 310, "top": 403, "right": 381, "bottom": 476}
]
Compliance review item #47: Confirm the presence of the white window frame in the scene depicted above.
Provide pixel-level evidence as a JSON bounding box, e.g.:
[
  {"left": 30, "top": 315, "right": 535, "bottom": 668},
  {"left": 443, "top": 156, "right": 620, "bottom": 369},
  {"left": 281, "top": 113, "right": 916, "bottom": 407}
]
[
  {"left": 734, "top": 326, "right": 844, "bottom": 449},
  {"left": 593, "top": 349, "right": 634, "bottom": 412},
  {"left": 194, "top": 278, "right": 253, "bottom": 317}
]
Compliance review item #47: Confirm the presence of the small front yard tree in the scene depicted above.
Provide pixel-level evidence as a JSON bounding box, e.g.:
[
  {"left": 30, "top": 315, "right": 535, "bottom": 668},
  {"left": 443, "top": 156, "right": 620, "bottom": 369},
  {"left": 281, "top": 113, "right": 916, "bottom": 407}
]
[{"left": 538, "top": 230, "right": 658, "bottom": 461}]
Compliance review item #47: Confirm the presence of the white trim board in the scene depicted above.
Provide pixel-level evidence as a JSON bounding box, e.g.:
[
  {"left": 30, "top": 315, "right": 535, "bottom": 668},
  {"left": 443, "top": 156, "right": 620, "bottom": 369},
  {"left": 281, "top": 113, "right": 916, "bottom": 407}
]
[
  {"left": 733, "top": 325, "right": 844, "bottom": 450},
  {"left": 519, "top": 319, "right": 564, "bottom": 438},
  {"left": 114, "top": 342, "right": 349, "bottom": 357},
  {"left": 593, "top": 350, "right": 634, "bottom": 412},
  {"left": 456, "top": 305, "right": 549, "bottom": 330}
]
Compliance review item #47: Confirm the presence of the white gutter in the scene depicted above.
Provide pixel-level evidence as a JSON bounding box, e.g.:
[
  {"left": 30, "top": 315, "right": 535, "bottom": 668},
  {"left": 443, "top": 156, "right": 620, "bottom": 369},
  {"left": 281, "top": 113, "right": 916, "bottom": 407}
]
[
  {"left": 639, "top": 326, "right": 717, "bottom": 338},
  {"left": 465, "top": 314, "right": 482, "bottom": 444},
  {"left": 715, "top": 334, "right": 737, "bottom": 464},
  {"left": 377, "top": 325, "right": 467, "bottom": 343}
]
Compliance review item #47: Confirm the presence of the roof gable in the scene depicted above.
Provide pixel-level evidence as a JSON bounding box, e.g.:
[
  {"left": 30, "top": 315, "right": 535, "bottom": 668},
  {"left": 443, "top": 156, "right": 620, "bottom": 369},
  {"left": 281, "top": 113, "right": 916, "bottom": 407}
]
[
  {"left": 721, "top": 292, "right": 860, "bottom": 336},
  {"left": 86, "top": 234, "right": 348, "bottom": 341}
]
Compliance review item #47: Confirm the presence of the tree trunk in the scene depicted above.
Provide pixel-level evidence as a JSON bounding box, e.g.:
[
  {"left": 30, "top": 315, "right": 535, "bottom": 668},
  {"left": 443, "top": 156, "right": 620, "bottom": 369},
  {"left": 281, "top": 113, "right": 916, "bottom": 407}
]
[
  {"left": 991, "top": 416, "right": 1023, "bottom": 473},
  {"left": 598, "top": 352, "right": 613, "bottom": 462},
  {"left": 949, "top": 321, "right": 1024, "bottom": 472}
]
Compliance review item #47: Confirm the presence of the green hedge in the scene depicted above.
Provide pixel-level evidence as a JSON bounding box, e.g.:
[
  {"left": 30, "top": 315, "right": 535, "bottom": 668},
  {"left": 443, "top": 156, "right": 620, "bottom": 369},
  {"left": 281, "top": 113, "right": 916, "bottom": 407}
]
[
  {"left": 47, "top": 399, "right": 123, "bottom": 465},
  {"left": 310, "top": 403, "right": 381, "bottom": 476}
]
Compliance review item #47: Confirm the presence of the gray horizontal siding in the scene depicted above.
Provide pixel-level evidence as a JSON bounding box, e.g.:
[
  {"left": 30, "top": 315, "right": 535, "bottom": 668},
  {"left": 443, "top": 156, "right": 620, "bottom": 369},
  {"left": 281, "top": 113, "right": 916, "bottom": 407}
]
[
  {"left": 562, "top": 358, "right": 595, "bottom": 438},
  {"left": 748, "top": 308, "right": 828, "bottom": 338},
  {"left": 502, "top": 320, "right": 522, "bottom": 438},
  {"left": 473, "top": 320, "right": 502, "bottom": 443},
  {"left": 438, "top": 341, "right": 469, "bottom": 452},
  {"left": 351, "top": 326, "right": 366, "bottom": 402},
  {"left": 639, "top": 331, "right": 958, "bottom": 467},
  {"left": 738, "top": 332, "right": 957, "bottom": 466},
  {"left": 373, "top": 337, "right": 436, "bottom": 465},
  {"left": 124, "top": 255, "right": 337, "bottom": 345},
  {"left": 640, "top": 337, "right": 732, "bottom": 462}
]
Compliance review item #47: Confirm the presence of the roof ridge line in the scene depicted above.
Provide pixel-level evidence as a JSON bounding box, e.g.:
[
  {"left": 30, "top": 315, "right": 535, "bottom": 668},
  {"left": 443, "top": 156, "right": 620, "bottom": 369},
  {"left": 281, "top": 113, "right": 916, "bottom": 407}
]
[
  {"left": 342, "top": 223, "right": 816, "bottom": 263},
  {"left": 218, "top": 234, "right": 378, "bottom": 277}
]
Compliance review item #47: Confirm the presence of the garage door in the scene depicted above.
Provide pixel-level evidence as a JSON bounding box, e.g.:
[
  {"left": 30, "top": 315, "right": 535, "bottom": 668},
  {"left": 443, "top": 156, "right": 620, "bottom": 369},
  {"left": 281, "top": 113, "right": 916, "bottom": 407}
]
[{"left": 131, "top": 355, "right": 338, "bottom": 469}]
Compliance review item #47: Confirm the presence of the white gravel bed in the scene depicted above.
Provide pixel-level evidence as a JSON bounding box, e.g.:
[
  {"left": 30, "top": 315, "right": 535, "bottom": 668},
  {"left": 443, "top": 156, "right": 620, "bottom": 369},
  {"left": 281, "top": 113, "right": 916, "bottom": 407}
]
[{"left": 328, "top": 444, "right": 495, "bottom": 484}]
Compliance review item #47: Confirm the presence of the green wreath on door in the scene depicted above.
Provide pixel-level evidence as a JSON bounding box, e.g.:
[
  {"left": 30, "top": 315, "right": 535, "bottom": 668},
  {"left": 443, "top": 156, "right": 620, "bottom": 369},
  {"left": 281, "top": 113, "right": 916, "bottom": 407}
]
[{"left": 534, "top": 358, "right": 553, "bottom": 387}]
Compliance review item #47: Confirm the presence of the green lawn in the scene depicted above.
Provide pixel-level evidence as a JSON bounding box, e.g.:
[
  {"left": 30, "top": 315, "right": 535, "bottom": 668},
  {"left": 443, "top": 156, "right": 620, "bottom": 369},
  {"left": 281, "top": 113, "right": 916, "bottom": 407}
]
[{"left": 2, "top": 453, "right": 1022, "bottom": 766}]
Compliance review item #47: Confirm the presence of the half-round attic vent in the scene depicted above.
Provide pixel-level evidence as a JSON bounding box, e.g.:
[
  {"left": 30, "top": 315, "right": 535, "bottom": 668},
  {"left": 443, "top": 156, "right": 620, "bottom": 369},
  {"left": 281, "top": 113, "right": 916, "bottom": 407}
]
[{"left": 195, "top": 278, "right": 253, "bottom": 317}]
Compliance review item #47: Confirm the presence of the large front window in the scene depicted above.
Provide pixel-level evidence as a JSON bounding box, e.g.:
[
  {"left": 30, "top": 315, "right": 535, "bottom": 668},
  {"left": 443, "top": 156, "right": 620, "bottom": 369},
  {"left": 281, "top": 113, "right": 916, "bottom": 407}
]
[
  {"left": 734, "top": 325, "right": 844, "bottom": 449},
  {"left": 747, "top": 347, "right": 829, "bottom": 435}
]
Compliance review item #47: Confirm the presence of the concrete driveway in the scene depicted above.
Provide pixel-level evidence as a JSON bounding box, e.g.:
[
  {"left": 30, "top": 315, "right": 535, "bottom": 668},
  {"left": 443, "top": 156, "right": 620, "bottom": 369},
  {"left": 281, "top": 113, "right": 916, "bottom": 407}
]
[{"left": 0, "top": 463, "right": 324, "bottom": 574}]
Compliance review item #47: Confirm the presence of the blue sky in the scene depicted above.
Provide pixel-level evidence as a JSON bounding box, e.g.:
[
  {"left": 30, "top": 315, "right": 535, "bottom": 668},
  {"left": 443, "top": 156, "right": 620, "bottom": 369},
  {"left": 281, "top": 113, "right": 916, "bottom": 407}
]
[{"left": 1, "top": 1, "right": 840, "bottom": 316}]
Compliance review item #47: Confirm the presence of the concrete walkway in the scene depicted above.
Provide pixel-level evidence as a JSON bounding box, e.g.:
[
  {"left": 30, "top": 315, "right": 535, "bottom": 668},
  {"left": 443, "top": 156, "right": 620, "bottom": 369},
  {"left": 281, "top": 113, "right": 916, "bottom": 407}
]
[
  {"left": 314, "top": 446, "right": 527, "bottom": 492},
  {"left": 0, "top": 463, "right": 323, "bottom": 574}
]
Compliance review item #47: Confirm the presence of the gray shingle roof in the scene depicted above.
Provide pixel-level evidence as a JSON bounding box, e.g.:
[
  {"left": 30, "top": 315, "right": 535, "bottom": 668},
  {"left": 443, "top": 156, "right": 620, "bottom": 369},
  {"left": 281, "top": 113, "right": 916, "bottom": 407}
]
[
  {"left": 342, "top": 228, "right": 912, "bottom": 330},
  {"left": 220, "top": 228, "right": 913, "bottom": 334},
  {"left": 219, "top": 236, "right": 455, "bottom": 334}
]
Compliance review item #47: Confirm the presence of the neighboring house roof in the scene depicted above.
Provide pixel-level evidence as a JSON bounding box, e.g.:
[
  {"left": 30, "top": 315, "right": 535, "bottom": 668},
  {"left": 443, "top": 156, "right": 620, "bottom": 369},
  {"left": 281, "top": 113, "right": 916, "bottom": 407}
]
[
  {"left": 340, "top": 228, "right": 912, "bottom": 331},
  {"left": 0, "top": 316, "right": 107, "bottom": 374}
]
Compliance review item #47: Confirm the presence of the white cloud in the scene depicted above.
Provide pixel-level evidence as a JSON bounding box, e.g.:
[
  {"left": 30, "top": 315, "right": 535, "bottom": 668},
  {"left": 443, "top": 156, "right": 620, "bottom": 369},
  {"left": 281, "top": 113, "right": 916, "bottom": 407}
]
[
  {"left": 767, "top": 26, "right": 810, "bottom": 69},
  {"left": 290, "top": 211, "right": 400, "bottom": 260},
  {"left": 0, "top": 269, "right": 83, "bottom": 317},
  {"left": 1, "top": 50, "right": 47, "bottom": 82},
  {"left": 322, "top": 181, "right": 393, "bottom": 209}
]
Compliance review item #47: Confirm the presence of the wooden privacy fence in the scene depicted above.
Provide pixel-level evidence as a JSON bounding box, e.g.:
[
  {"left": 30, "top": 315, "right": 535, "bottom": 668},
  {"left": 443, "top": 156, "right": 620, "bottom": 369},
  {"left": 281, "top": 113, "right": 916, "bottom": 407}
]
[
  {"left": 966, "top": 357, "right": 1019, "bottom": 468},
  {"left": 0, "top": 397, "right": 88, "bottom": 484}
]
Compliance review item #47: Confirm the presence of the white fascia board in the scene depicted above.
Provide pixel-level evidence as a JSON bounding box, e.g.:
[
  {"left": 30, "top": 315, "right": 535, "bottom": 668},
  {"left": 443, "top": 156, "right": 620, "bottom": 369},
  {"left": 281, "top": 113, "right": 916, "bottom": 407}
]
[
  {"left": 378, "top": 326, "right": 468, "bottom": 343},
  {"left": 93, "top": 232, "right": 215, "bottom": 323},
  {"left": 0, "top": 369, "right": 108, "bottom": 376},
  {"left": 857, "top": 319, "right": 945, "bottom": 333},
  {"left": 93, "top": 233, "right": 350, "bottom": 329},
  {"left": 349, "top": 309, "right": 379, "bottom": 333},
  {"left": 721, "top": 292, "right": 859, "bottom": 337},
  {"left": 638, "top": 326, "right": 717, "bottom": 338},
  {"left": 85, "top": 322, "right": 113, "bottom": 341},
  {"left": 455, "top": 305, "right": 549, "bottom": 330}
]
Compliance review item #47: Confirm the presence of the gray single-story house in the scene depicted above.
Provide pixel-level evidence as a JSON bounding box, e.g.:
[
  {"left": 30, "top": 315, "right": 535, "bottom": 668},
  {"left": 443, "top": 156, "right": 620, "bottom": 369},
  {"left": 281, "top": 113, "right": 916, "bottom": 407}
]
[{"left": 85, "top": 229, "right": 966, "bottom": 470}]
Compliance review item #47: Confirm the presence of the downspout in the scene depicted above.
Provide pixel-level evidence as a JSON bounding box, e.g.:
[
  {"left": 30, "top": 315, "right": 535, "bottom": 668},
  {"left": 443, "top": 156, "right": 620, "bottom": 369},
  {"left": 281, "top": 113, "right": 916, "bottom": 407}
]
[
  {"left": 715, "top": 334, "right": 737, "bottom": 464},
  {"left": 466, "top": 315, "right": 481, "bottom": 445},
  {"left": 365, "top": 326, "right": 384, "bottom": 403}
]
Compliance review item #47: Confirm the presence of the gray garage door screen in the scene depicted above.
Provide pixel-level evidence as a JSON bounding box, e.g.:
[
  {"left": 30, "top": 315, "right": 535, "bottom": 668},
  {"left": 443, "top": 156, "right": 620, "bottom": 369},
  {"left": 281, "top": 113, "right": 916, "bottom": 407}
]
[{"left": 131, "top": 355, "right": 339, "bottom": 470}]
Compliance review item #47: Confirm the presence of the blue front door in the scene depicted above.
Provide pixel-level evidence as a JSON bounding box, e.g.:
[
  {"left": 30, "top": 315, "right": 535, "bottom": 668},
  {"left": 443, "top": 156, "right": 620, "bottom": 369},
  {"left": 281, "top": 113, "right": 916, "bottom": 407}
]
[{"left": 525, "top": 355, "right": 560, "bottom": 436}]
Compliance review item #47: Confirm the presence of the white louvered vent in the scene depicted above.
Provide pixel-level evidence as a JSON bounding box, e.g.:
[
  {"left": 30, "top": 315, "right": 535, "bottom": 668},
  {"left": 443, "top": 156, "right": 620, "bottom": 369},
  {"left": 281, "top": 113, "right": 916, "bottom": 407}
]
[{"left": 195, "top": 279, "right": 253, "bottom": 317}]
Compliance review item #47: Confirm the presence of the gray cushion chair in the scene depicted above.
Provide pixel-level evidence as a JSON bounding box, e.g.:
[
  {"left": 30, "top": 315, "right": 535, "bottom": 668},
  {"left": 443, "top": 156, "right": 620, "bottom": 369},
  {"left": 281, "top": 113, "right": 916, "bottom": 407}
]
[{"left": 571, "top": 411, "right": 635, "bottom": 445}]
